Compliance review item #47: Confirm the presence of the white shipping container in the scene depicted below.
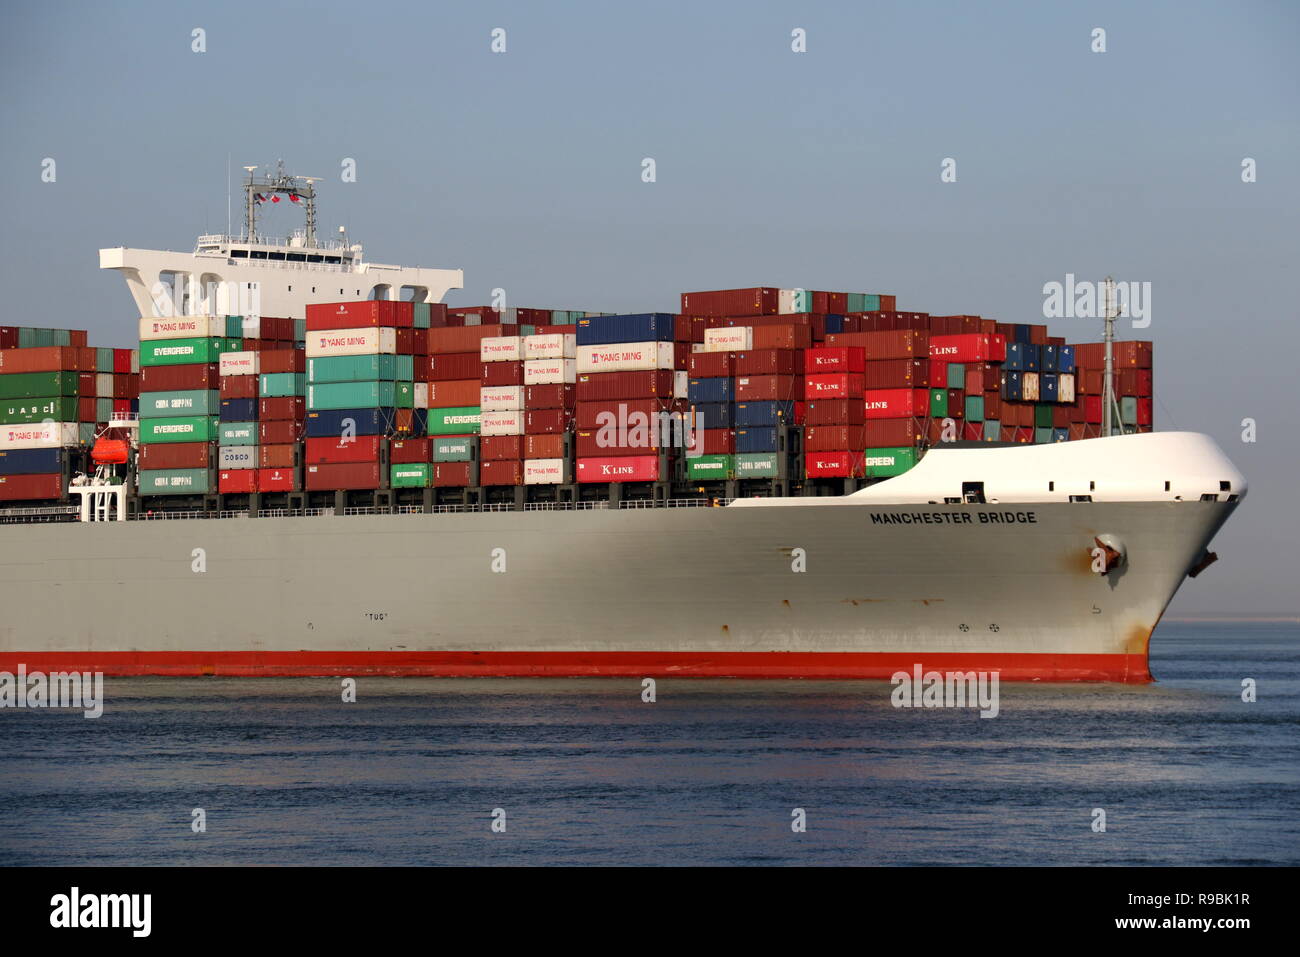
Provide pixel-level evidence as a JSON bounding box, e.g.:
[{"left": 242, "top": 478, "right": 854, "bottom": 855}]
[
  {"left": 220, "top": 351, "right": 260, "bottom": 376},
  {"left": 413, "top": 382, "right": 429, "bottom": 409},
  {"left": 1023, "top": 372, "right": 1041, "bottom": 402},
  {"left": 130, "top": 350, "right": 140, "bottom": 374},
  {"left": 690, "top": 343, "right": 706, "bottom": 353},
  {"left": 524, "top": 458, "right": 570, "bottom": 485},
  {"left": 0, "top": 422, "right": 81, "bottom": 449},
  {"left": 480, "top": 336, "right": 523, "bottom": 362},
  {"left": 576, "top": 341, "right": 675, "bottom": 374},
  {"left": 703, "top": 327, "right": 752, "bottom": 352},
  {"left": 95, "top": 373, "right": 114, "bottom": 396},
  {"left": 524, "top": 333, "right": 577, "bottom": 360},
  {"left": 673, "top": 370, "right": 689, "bottom": 400},
  {"left": 479, "top": 410, "right": 525, "bottom": 436},
  {"left": 778, "top": 289, "right": 800, "bottom": 314},
  {"left": 480, "top": 385, "right": 525, "bottom": 412},
  {"left": 218, "top": 446, "right": 257, "bottom": 470},
  {"left": 304, "top": 327, "right": 397, "bottom": 357},
  {"left": 524, "top": 359, "right": 577, "bottom": 384},
  {"left": 234, "top": 316, "right": 261, "bottom": 339},
  {"left": 1058, "top": 373, "right": 1076, "bottom": 404},
  {"left": 137, "top": 315, "right": 227, "bottom": 340}
]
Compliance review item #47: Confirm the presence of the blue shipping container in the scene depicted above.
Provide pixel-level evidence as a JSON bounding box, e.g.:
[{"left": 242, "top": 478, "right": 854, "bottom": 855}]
[
  {"left": 1013, "top": 324, "right": 1033, "bottom": 344},
  {"left": 575, "top": 313, "right": 675, "bottom": 346},
  {"left": 1041, "top": 344, "right": 1059, "bottom": 373},
  {"left": 687, "top": 377, "right": 734, "bottom": 404},
  {"left": 1001, "top": 370, "right": 1023, "bottom": 401},
  {"left": 1057, "top": 345, "right": 1076, "bottom": 374},
  {"left": 735, "top": 400, "right": 795, "bottom": 427},
  {"left": 735, "top": 427, "right": 779, "bottom": 452},
  {"left": 824, "top": 314, "right": 845, "bottom": 335},
  {"left": 691, "top": 402, "right": 733, "bottom": 429},
  {"left": 304, "top": 407, "right": 398, "bottom": 438},
  {"left": 220, "top": 398, "right": 258, "bottom": 421},
  {"left": 0, "top": 447, "right": 64, "bottom": 475},
  {"left": 1041, "top": 373, "right": 1059, "bottom": 402},
  {"left": 1052, "top": 428, "right": 1070, "bottom": 443}
]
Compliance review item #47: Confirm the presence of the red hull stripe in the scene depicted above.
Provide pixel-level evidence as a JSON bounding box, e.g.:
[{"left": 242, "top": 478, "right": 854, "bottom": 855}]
[{"left": 0, "top": 651, "right": 1152, "bottom": 683}]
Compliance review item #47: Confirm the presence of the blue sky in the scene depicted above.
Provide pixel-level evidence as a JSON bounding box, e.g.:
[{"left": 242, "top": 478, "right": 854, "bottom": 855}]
[{"left": 2, "top": 0, "right": 1297, "bottom": 614}]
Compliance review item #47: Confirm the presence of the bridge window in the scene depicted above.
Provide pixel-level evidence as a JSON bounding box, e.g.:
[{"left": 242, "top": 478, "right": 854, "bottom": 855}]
[
  {"left": 961, "top": 481, "right": 985, "bottom": 504},
  {"left": 1219, "top": 481, "right": 1231, "bottom": 491},
  {"left": 1069, "top": 495, "right": 1092, "bottom": 503}
]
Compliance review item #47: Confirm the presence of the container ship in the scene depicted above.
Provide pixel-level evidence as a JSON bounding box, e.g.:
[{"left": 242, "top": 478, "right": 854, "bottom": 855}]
[{"left": 0, "top": 168, "right": 1245, "bottom": 682}]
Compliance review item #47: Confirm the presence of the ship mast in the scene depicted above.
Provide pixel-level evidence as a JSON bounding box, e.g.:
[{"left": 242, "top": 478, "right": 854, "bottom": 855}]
[
  {"left": 1101, "top": 276, "right": 1125, "bottom": 436},
  {"left": 241, "top": 160, "right": 321, "bottom": 246}
]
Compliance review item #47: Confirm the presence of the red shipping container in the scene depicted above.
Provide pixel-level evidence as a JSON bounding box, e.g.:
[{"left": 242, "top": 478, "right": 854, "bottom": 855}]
[
  {"left": 219, "top": 470, "right": 257, "bottom": 494},
  {"left": 390, "top": 437, "right": 431, "bottom": 463},
  {"left": 112, "top": 399, "right": 132, "bottom": 416},
  {"left": 674, "top": 315, "right": 708, "bottom": 343},
  {"left": 113, "top": 375, "right": 133, "bottom": 399},
  {"left": 433, "top": 462, "right": 473, "bottom": 487},
  {"left": 482, "top": 361, "right": 524, "bottom": 386},
  {"left": 734, "top": 375, "right": 803, "bottom": 401},
  {"left": 259, "top": 444, "right": 296, "bottom": 469},
  {"left": 733, "top": 350, "right": 799, "bottom": 376},
  {"left": 698, "top": 428, "right": 736, "bottom": 454},
  {"left": 804, "top": 399, "right": 866, "bottom": 425},
  {"left": 805, "top": 426, "right": 865, "bottom": 451},
  {"left": 806, "top": 374, "right": 865, "bottom": 399},
  {"left": 524, "top": 434, "right": 565, "bottom": 459},
  {"left": 395, "top": 328, "right": 419, "bottom": 356},
  {"left": 481, "top": 436, "right": 523, "bottom": 461},
  {"left": 929, "top": 334, "right": 1006, "bottom": 363},
  {"left": 140, "top": 363, "right": 219, "bottom": 391},
  {"left": 260, "top": 396, "right": 305, "bottom": 420},
  {"left": 680, "top": 288, "right": 779, "bottom": 317},
  {"left": 77, "top": 397, "right": 96, "bottom": 422},
  {"left": 1068, "top": 401, "right": 1086, "bottom": 424},
  {"left": 0, "top": 329, "right": 16, "bottom": 350},
  {"left": 865, "top": 419, "right": 924, "bottom": 446},
  {"left": 259, "top": 420, "right": 299, "bottom": 445},
  {"left": 825, "top": 330, "right": 928, "bottom": 360},
  {"left": 427, "top": 379, "right": 481, "bottom": 408},
  {"left": 946, "top": 389, "right": 965, "bottom": 419},
  {"left": 305, "top": 435, "right": 381, "bottom": 464},
  {"left": 687, "top": 352, "right": 735, "bottom": 377},
  {"left": 259, "top": 349, "right": 305, "bottom": 374},
  {"left": 928, "top": 360, "right": 949, "bottom": 389},
  {"left": 113, "top": 349, "right": 133, "bottom": 374},
  {"left": 983, "top": 391, "right": 1002, "bottom": 420},
  {"left": 959, "top": 422, "right": 980, "bottom": 441},
  {"left": 78, "top": 372, "right": 96, "bottom": 396},
  {"left": 805, "top": 451, "right": 864, "bottom": 479},
  {"left": 0, "top": 347, "right": 90, "bottom": 374},
  {"left": 481, "top": 459, "right": 523, "bottom": 486},
  {"left": 575, "top": 431, "right": 662, "bottom": 457},
  {"left": 524, "top": 384, "right": 576, "bottom": 409},
  {"left": 525, "top": 409, "right": 568, "bottom": 434},
  {"left": 426, "top": 325, "right": 513, "bottom": 355},
  {"left": 864, "top": 389, "right": 929, "bottom": 419},
  {"left": 139, "top": 442, "right": 211, "bottom": 470},
  {"left": 1137, "top": 397, "right": 1153, "bottom": 426},
  {"left": 305, "top": 462, "right": 382, "bottom": 490},
  {"left": 258, "top": 467, "right": 298, "bottom": 492},
  {"left": 576, "top": 398, "right": 678, "bottom": 430},
  {"left": 575, "top": 371, "right": 675, "bottom": 402},
  {"left": 221, "top": 376, "right": 258, "bottom": 399},
  {"left": 1084, "top": 396, "right": 1102, "bottom": 424},
  {"left": 751, "top": 324, "right": 813, "bottom": 350},
  {"left": 1067, "top": 423, "right": 1087, "bottom": 441},
  {"left": 305, "top": 300, "right": 413, "bottom": 331},
  {"left": 0, "top": 470, "right": 62, "bottom": 501},
  {"left": 805, "top": 347, "right": 865, "bottom": 374},
  {"left": 863, "top": 359, "right": 927, "bottom": 389},
  {"left": 964, "top": 362, "right": 998, "bottom": 395},
  {"left": 576, "top": 455, "right": 661, "bottom": 483}
]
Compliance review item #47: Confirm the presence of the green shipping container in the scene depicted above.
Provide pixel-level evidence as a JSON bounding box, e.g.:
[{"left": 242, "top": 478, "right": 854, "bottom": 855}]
[
  {"left": 413, "top": 303, "right": 431, "bottom": 329},
  {"left": 1120, "top": 396, "right": 1138, "bottom": 426},
  {"left": 224, "top": 316, "right": 244, "bottom": 337},
  {"left": 791, "top": 290, "right": 813, "bottom": 313},
  {"left": 307, "top": 380, "right": 414, "bottom": 410},
  {"left": 138, "top": 468, "right": 211, "bottom": 495},
  {"left": 78, "top": 423, "right": 95, "bottom": 445},
  {"left": 864, "top": 446, "right": 919, "bottom": 478},
  {"left": 259, "top": 373, "right": 306, "bottom": 397},
  {"left": 427, "top": 406, "right": 481, "bottom": 435},
  {"left": 965, "top": 395, "right": 984, "bottom": 423},
  {"left": 687, "top": 454, "right": 735, "bottom": 480},
  {"left": 391, "top": 463, "right": 432, "bottom": 488},
  {"left": 1, "top": 396, "right": 79, "bottom": 424},
  {"left": 1034, "top": 404, "right": 1054, "bottom": 429},
  {"left": 293, "top": 319, "right": 307, "bottom": 340},
  {"left": 95, "top": 397, "right": 113, "bottom": 422},
  {"left": 0, "top": 371, "right": 80, "bottom": 399},
  {"left": 734, "top": 452, "right": 780, "bottom": 478},
  {"left": 139, "top": 415, "right": 219, "bottom": 443},
  {"left": 1034, "top": 426, "right": 1053, "bottom": 444},
  {"left": 432, "top": 436, "right": 476, "bottom": 462},
  {"left": 139, "top": 337, "right": 243, "bottom": 367},
  {"left": 96, "top": 348, "right": 114, "bottom": 373},
  {"left": 139, "top": 390, "right": 220, "bottom": 417},
  {"left": 929, "top": 388, "right": 948, "bottom": 418},
  {"left": 219, "top": 422, "right": 258, "bottom": 446},
  {"left": 307, "top": 354, "right": 411, "bottom": 384},
  {"left": 947, "top": 363, "right": 966, "bottom": 390},
  {"left": 983, "top": 419, "right": 1000, "bottom": 441}
]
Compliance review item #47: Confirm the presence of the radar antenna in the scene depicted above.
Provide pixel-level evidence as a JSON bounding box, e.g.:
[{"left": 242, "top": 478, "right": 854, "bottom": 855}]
[{"left": 241, "top": 160, "right": 323, "bottom": 246}]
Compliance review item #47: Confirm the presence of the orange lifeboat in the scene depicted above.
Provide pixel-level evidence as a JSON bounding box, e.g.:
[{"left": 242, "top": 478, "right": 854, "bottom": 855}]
[{"left": 91, "top": 437, "right": 129, "bottom": 465}]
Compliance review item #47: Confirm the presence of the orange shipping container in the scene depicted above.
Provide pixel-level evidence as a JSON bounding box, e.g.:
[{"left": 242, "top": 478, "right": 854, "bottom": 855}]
[{"left": 426, "top": 379, "right": 481, "bottom": 408}]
